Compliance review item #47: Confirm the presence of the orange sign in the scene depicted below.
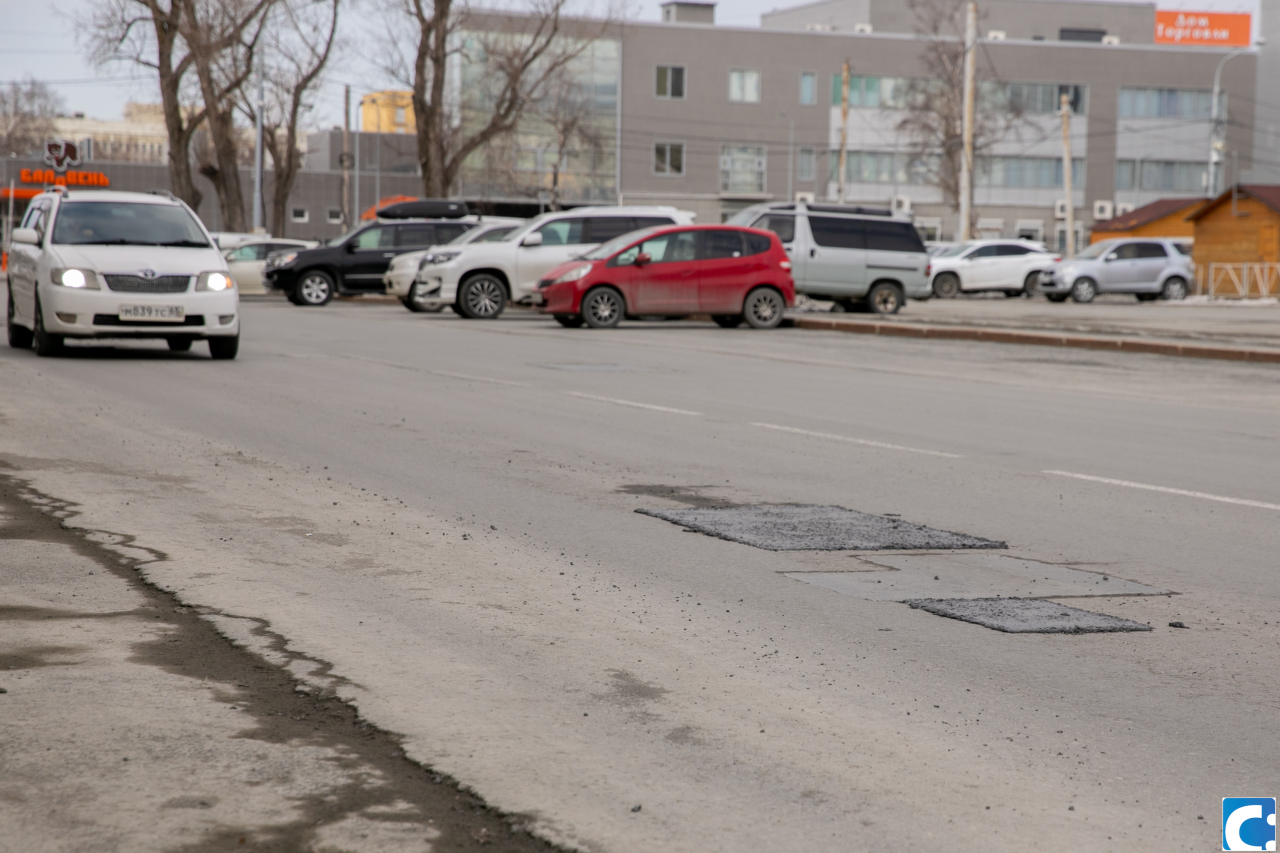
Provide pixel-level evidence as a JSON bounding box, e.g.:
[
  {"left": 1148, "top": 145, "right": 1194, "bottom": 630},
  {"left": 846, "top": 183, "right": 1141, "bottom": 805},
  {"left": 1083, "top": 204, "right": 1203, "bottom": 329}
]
[
  {"left": 1155, "top": 11, "right": 1251, "bottom": 47},
  {"left": 19, "top": 167, "right": 111, "bottom": 187}
]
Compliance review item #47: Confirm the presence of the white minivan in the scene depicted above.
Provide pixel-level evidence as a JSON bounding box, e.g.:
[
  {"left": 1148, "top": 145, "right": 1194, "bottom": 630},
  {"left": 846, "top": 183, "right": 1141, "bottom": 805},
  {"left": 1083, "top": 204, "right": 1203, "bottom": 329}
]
[
  {"left": 6, "top": 188, "right": 239, "bottom": 358},
  {"left": 412, "top": 206, "right": 695, "bottom": 318}
]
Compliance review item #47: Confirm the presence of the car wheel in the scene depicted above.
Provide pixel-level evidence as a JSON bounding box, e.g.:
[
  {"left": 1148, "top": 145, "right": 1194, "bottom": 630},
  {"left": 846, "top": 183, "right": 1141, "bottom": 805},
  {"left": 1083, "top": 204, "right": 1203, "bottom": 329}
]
[
  {"left": 932, "top": 273, "right": 960, "bottom": 299},
  {"left": 742, "top": 287, "right": 786, "bottom": 328},
  {"left": 296, "top": 270, "right": 335, "bottom": 306},
  {"left": 33, "top": 297, "right": 62, "bottom": 357},
  {"left": 553, "top": 314, "right": 584, "bottom": 328},
  {"left": 712, "top": 314, "right": 744, "bottom": 328},
  {"left": 7, "top": 291, "right": 32, "bottom": 349},
  {"left": 581, "top": 287, "right": 624, "bottom": 329},
  {"left": 405, "top": 282, "right": 445, "bottom": 313},
  {"left": 208, "top": 334, "right": 239, "bottom": 360},
  {"left": 167, "top": 336, "right": 193, "bottom": 352},
  {"left": 1046, "top": 294, "right": 1069, "bottom": 303},
  {"left": 1023, "top": 272, "right": 1042, "bottom": 296},
  {"left": 1070, "top": 277, "right": 1097, "bottom": 303},
  {"left": 1161, "top": 277, "right": 1188, "bottom": 301},
  {"left": 867, "top": 283, "right": 904, "bottom": 315},
  {"left": 458, "top": 274, "right": 507, "bottom": 319}
]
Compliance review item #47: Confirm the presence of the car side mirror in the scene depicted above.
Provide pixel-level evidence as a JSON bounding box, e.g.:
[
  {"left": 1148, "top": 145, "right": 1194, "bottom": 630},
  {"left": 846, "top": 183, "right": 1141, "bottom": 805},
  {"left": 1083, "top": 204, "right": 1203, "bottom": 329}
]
[
  {"left": 522, "top": 232, "right": 543, "bottom": 247},
  {"left": 10, "top": 228, "right": 38, "bottom": 245},
  {"left": 345, "top": 242, "right": 357, "bottom": 253},
  {"left": 634, "top": 252, "right": 651, "bottom": 266},
  {"left": 1105, "top": 252, "right": 1118, "bottom": 262}
]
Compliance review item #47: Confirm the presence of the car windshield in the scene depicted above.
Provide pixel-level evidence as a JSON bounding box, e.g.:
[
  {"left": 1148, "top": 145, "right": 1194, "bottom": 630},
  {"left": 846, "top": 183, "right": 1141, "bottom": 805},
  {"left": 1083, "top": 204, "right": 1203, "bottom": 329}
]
[
  {"left": 467, "top": 226, "right": 517, "bottom": 244},
  {"left": 725, "top": 207, "right": 768, "bottom": 226},
  {"left": 1075, "top": 241, "right": 1115, "bottom": 260},
  {"left": 580, "top": 227, "right": 664, "bottom": 261},
  {"left": 51, "top": 201, "right": 210, "bottom": 247}
]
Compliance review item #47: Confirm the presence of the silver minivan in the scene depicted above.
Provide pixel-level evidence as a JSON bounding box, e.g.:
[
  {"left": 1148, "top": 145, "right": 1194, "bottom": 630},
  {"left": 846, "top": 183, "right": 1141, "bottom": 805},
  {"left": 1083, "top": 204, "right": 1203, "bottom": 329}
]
[{"left": 728, "top": 202, "right": 931, "bottom": 314}]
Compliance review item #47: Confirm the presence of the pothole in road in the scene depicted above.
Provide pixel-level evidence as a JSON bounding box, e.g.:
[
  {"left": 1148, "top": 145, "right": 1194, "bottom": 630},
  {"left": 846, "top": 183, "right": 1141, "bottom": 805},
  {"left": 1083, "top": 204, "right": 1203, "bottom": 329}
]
[
  {"left": 904, "top": 598, "right": 1153, "bottom": 633},
  {"left": 636, "top": 504, "right": 1006, "bottom": 551}
]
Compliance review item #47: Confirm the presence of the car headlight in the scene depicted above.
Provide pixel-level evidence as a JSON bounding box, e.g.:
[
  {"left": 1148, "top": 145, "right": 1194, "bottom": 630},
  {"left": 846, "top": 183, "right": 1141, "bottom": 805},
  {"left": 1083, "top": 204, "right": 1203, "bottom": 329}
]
[
  {"left": 50, "top": 268, "right": 100, "bottom": 289},
  {"left": 419, "top": 251, "right": 460, "bottom": 270},
  {"left": 196, "top": 271, "right": 234, "bottom": 292},
  {"left": 550, "top": 264, "right": 592, "bottom": 285},
  {"left": 267, "top": 252, "right": 298, "bottom": 270}
]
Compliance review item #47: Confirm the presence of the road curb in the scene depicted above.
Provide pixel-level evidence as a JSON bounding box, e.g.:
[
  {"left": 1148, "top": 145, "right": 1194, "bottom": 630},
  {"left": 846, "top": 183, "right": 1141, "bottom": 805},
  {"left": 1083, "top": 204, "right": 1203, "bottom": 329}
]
[{"left": 791, "top": 316, "right": 1280, "bottom": 363}]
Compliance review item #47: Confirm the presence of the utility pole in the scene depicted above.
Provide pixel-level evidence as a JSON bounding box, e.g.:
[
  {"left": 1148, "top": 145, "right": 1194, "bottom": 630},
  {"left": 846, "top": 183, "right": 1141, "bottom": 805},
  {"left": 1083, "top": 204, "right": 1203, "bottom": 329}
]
[
  {"left": 374, "top": 96, "right": 382, "bottom": 211},
  {"left": 958, "top": 0, "right": 977, "bottom": 241},
  {"left": 341, "top": 85, "right": 352, "bottom": 230},
  {"left": 252, "top": 72, "right": 265, "bottom": 233},
  {"left": 781, "top": 111, "right": 794, "bottom": 202},
  {"left": 838, "top": 62, "right": 850, "bottom": 203},
  {"left": 1207, "top": 44, "right": 1259, "bottom": 197},
  {"left": 1060, "top": 91, "right": 1075, "bottom": 257}
]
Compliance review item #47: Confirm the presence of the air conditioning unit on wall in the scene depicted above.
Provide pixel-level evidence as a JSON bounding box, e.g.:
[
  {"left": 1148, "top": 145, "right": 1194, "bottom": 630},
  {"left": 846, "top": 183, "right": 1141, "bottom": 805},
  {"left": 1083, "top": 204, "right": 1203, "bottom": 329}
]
[
  {"left": 853, "top": 22, "right": 873, "bottom": 34},
  {"left": 795, "top": 191, "right": 816, "bottom": 204},
  {"left": 1102, "top": 35, "right": 1121, "bottom": 45},
  {"left": 892, "top": 195, "right": 912, "bottom": 215},
  {"left": 1116, "top": 202, "right": 1136, "bottom": 216},
  {"left": 986, "top": 30, "right": 1007, "bottom": 40},
  {"left": 1093, "top": 200, "right": 1115, "bottom": 220},
  {"left": 1054, "top": 199, "right": 1070, "bottom": 219}
]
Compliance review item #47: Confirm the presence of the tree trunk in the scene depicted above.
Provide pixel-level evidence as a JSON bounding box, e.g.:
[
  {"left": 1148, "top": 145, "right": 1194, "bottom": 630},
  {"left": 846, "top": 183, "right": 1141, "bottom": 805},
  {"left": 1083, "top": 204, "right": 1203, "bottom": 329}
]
[
  {"left": 149, "top": 1, "right": 202, "bottom": 210},
  {"left": 200, "top": 103, "right": 249, "bottom": 233},
  {"left": 411, "top": 0, "right": 452, "bottom": 198}
]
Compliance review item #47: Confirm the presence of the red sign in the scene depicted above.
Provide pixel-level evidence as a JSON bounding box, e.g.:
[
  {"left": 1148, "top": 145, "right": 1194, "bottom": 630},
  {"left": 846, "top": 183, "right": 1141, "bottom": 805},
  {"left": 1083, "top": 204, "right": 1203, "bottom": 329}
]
[
  {"left": 1155, "top": 11, "right": 1252, "bottom": 47},
  {"left": 19, "top": 168, "right": 111, "bottom": 187}
]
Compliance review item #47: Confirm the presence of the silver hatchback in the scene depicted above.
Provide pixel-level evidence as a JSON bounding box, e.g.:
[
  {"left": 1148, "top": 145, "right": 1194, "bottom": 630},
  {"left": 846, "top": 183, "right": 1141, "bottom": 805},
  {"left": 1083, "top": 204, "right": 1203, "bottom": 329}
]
[{"left": 1039, "top": 238, "right": 1194, "bottom": 303}]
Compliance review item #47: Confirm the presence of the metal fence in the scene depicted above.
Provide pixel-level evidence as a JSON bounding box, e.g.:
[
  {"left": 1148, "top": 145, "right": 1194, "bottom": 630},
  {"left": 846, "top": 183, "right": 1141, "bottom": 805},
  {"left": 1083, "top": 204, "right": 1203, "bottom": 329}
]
[{"left": 1196, "top": 263, "right": 1280, "bottom": 298}]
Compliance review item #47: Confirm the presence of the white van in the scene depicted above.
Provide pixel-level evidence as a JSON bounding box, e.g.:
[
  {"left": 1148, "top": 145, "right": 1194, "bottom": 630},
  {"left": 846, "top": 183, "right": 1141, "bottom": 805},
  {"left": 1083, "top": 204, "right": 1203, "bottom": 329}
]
[
  {"left": 412, "top": 206, "right": 696, "bottom": 318},
  {"left": 727, "top": 201, "right": 931, "bottom": 314}
]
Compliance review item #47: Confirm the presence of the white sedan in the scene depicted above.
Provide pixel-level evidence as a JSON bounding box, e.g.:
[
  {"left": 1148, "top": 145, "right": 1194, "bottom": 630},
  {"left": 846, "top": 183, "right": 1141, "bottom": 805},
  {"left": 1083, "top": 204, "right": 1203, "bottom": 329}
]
[
  {"left": 223, "top": 239, "right": 316, "bottom": 294},
  {"left": 929, "top": 240, "right": 1059, "bottom": 298}
]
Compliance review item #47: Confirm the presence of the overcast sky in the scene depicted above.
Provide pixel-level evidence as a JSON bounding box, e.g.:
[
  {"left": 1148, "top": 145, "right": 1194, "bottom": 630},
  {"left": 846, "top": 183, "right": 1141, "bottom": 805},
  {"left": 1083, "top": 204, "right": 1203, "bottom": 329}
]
[{"left": 0, "top": 0, "right": 1261, "bottom": 126}]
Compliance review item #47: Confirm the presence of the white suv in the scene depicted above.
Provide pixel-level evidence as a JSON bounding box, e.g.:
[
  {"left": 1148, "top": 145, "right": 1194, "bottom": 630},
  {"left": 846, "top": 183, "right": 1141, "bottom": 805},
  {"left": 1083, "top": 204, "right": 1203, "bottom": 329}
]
[
  {"left": 383, "top": 216, "right": 525, "bottom": 312},
  {"left": 928, "top": 239, "right": 1059, "bottom": 298},
  {"left": 6, "top": 188, "right": 239, "bottom": 358},
  {"left": 413, "top": 206, "right": 695, "bottom": 318}
]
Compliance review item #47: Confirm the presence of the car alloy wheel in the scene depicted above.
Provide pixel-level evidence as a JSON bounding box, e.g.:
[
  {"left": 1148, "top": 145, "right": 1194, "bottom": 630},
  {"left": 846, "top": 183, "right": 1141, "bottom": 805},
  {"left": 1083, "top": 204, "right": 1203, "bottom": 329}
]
[
  {"left": 743, "top": 287, "right": 785, "bottom": 328},
  {"left": 1023, "top": 271, "right": 1042, "bottom": 296},
  {"left": 460, "top": 276, "right": 507, "bottom": 319},
  {"left": 1070, "top": 278, "right": 1096, "bottom": 303},
  {"left": 1161, "top": 277, "right": 1187, "bottom": 301},
  {"left": 867, "top": 282, "right": 903, "bottom": 315},
  {"left": 298, "top": 271, "right": 334, "bottom": 306},
  {"left": 932, "top": 273, "right": 960, "bottom": 299},
  {"left": 582, "top": 287, "right": 623, "bottom": 328}
]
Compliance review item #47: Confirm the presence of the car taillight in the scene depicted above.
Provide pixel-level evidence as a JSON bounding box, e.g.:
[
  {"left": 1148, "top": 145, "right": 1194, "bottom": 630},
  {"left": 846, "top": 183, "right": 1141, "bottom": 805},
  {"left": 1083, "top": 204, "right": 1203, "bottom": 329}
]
[
  {"left": 1053, "top": 256, "right": 1062, "bottom": 262},
  {"left": 780, "top": 260, "right": 792, "bottom": 271},
  {"left": 924, "top": 263, "right": 931, "bottom": 277}
]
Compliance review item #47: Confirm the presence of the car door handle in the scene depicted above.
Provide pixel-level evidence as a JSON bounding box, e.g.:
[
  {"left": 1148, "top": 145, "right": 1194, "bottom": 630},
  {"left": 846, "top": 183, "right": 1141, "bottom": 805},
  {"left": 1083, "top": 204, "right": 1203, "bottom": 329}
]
[
  {"left": 810, "top": 248, "right": 817, "bottom": 258},
  {"left": 383, "top": 252, "right": 396, "bottom": 258}
]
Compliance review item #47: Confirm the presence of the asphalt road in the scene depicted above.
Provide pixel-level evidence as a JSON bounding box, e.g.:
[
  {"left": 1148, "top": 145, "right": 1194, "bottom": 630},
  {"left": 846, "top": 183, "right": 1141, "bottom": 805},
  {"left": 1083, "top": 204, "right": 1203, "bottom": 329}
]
[{"left": 3, "top": 297, "right": 1279, "bottom": 851}]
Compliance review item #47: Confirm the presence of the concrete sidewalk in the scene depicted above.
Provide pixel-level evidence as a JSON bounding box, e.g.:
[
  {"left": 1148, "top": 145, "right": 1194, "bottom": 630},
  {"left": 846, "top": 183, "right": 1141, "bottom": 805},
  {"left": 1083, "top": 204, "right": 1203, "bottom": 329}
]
[{"left": 794, "top": 296, "right": 1280, "bottom": 362}]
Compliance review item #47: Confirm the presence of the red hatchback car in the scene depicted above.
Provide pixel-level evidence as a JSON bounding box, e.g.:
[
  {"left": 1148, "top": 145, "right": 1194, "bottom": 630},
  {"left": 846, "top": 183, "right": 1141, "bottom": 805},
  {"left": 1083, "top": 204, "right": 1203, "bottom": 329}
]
[{"left": 534, "top": 225, "right": 795, "bottom": 329}]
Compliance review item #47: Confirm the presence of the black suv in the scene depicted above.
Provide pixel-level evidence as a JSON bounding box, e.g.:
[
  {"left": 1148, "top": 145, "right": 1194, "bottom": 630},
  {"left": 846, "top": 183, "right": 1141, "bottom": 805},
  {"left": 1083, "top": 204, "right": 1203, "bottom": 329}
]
[{"left": 266, "top": 219, "right": 474, "bottom": 306}]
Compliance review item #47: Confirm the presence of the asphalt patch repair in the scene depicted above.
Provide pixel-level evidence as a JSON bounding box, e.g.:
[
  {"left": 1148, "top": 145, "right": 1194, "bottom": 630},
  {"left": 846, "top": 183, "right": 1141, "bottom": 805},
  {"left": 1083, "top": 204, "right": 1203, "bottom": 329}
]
[
  {"left": 904, "top": 598, "right": 1153, "bottom": 634},
  {"left": 636, "top": 504, "right": 1006, "bottom": 551}
]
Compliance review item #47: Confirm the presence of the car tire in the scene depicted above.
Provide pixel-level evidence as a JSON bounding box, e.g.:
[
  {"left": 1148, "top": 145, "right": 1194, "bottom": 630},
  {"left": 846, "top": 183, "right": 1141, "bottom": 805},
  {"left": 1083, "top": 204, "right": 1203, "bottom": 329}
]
[
  {"left": 712, "top": 314, "right": 744, "bottom": 328},
  {"left": 1046, "top": 294, "right": 1069, "bottom": 303},
  {"left": 405, "top": 282, "right": 445, "bottom": 313},
  {"left": 33, "top": 297, "right": 62, "bottom": 357},
  {"left": 1161, "top": 277, "right": 1188, "bottom": 301},
  {"left": 1070, "top": 277, "right": 1097, "bottom": 303},
  {"left": 167, "top": 336, "right": 193, "bottom": 352},
  {"left": 932, "top": 273, "right": 960, "bottom": 299},
  {"left": 581, "top": 287, "right": 624, "bottom": 329},
  {"left": 743, "top": 287, "right": 786, "bottom": 328},
  {"left": 867, "top": 282, "right": 904, "bottom": 315},
  {"left": 553, "top": 314, "right": 584, "bottom": 328},
  {"left": 7, "top": 292, "right": 32, "bottom": 349},
  {"left": 296, "top": 270, "right": 335, "bottom": 306},
  {"left": 458, "top": 274, "right": 507, "bottom": 319},
  {"left": 449, "top": 302, "right": 465, "bottom": 316},
  {"left": 1023, "top": 272, "right": 1042, "bottom": 296},
  {"left": 208, "top": 334, "right": 239, "bottom": 360}
]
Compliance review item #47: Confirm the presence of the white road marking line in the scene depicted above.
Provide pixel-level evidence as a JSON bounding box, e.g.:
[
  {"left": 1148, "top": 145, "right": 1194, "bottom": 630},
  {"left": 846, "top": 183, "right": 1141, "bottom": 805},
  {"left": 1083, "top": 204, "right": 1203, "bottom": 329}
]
[
  {"left": 1044, "top": 470, "right": 1280, "bottom": 512},
  {"left": 752, "top": 422, "right": 963, "bottom": 458},
  {"left": 432, "top": 370, "right": 529, "bottom": 387},
  {"left": 566, "top": 391, "right": 702, "bottom": 416}
]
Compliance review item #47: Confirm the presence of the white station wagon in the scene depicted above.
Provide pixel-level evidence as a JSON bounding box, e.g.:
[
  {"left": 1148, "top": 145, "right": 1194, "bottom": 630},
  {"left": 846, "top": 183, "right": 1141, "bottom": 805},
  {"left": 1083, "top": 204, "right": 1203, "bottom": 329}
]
[{"left": 6, "top": 188, "right": 239, "bottom": 358}]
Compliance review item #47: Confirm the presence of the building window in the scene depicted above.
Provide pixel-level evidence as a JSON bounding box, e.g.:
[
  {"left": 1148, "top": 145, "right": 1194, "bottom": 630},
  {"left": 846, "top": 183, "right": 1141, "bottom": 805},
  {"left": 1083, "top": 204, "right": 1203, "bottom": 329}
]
[
  {"left": 1118, "top": 87, "right": 1218, "bottom": 118},
  {"left": 1116, "top": 159, "right": 1216, "bottom": 192},
  {"left": 654, "top": 142, "right": 685, "bottom": 175},
  {"left": 656, "top": 65, "right": 685, "bottom": 99},
  {"left": 797, "top": 148, "right": 816, "bottom": 181},
  {"left": 720, "top": 145, "right": 766, "bottom": 193},
  {"left": 831, "top": 75, "right": 911, "bottom": 109},
  {"left": 327, "top": 208, "right": 343, "bottom": 224},
  {"left": 997, "top": 82, "right": 1087, "bottom": 115},
  {"left": 799, "top": 72, "right": 816, "bottom": 106},
  {"left": 291, "top": 207, "right": 309, "bottom": 223},
  {"left": 394, "top": 107, "right": 406, "bottom": 125},
  {"left": 729, "top": 70, "right": 761, "bottom": 103}
]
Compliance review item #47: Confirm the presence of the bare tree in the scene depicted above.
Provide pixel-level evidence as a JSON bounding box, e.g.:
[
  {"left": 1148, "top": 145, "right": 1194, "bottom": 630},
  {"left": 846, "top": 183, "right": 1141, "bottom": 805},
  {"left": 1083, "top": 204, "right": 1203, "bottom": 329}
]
[
  {"left": 238, "top": 0, "right": 340, "bottom": 236},
  {"left": 84, "top": 0, "right": 207, "bottom": 209},
  {"left": 0, "top": 79, "right": 62, "bottom": 158},
  {"left": 385, "top": 0, "right": 613, "bottom": 198},
  {"left": 895, "top": 0, "right": 1022, "bottom": 221}
]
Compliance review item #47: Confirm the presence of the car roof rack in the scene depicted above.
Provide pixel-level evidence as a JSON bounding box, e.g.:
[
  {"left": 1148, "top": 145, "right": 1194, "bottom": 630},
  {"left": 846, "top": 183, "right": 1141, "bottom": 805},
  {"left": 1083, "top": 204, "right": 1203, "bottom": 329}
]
[
  {"left": 805, "top": 203, "right": 894, "bottom": 217},
  {"left": 376, "top": 199, "right": 471, "bottom": 219}
]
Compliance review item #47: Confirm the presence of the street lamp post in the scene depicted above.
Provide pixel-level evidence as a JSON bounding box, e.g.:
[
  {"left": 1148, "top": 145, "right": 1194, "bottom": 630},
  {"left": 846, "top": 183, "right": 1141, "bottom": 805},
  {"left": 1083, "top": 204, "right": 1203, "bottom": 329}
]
[{"left": 1207, "top": 41, "right": 1264, "bottom": 197}]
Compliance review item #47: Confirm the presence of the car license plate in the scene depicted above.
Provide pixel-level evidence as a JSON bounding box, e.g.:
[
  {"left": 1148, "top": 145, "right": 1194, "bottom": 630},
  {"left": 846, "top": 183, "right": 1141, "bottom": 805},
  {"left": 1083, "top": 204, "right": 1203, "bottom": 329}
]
[{"left": 119, "top": 305, "right": 185, "bottom": 322}]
